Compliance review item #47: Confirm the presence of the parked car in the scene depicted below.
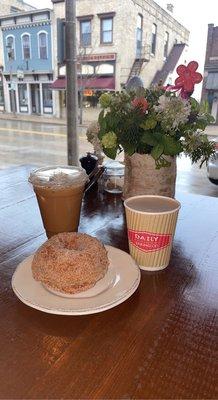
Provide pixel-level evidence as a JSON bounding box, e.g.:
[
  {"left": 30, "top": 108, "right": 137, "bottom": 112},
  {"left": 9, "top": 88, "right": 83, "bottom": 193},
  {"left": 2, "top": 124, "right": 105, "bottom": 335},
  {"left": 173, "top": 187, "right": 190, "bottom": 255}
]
[{"left": 207, "top": 139, "right": 218, "bottom": 185}]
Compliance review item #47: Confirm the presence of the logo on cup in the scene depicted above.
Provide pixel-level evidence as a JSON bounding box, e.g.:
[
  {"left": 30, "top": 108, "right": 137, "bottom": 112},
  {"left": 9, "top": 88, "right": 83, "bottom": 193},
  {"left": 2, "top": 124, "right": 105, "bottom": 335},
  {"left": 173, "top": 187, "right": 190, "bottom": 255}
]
[{"left": 128, "top": 229, "right": 172, "bottom": 252}]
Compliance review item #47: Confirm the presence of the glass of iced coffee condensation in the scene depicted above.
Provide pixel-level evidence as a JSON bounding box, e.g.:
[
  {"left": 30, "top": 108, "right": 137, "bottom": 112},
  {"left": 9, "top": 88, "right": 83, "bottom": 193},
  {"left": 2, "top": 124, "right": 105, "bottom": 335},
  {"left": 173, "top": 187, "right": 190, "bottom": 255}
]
[{"left": 29, "top": 166, "right": 88, "bottom": 238}]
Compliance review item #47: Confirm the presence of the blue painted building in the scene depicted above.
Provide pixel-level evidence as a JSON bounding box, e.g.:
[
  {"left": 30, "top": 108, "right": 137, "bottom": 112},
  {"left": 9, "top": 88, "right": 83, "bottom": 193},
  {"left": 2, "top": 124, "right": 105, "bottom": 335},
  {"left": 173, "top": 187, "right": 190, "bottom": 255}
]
[{"left": 0, "top": 9, "right": 54, "bottom": 115}]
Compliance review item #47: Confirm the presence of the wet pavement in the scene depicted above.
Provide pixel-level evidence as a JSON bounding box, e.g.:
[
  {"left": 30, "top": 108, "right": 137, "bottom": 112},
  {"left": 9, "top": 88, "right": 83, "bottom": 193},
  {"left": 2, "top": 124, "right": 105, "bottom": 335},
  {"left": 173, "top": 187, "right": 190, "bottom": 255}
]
[{"left": 0, "top": 119, "right": 217, "bottom": 197}]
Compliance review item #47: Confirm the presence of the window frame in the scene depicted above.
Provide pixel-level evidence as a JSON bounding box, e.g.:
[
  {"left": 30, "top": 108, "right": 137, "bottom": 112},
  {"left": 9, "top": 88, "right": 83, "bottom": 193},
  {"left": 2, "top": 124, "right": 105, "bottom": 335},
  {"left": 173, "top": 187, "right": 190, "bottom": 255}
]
[
  {"left": 37, "top": 30, "right": 48, "bottom": 60},
  {"left": 151, "top": 23, "right": 157, "bottom": 56},
  {"left": 21, "top": 32, "right": 31, "bottom": 60},
  {"left": 80, "top": 19, "right": 92, "bottom": 47},
  {"left": 100, "top": 16, "right": 114, "bottom": 45},
  {"left": 5, "top": 34, "right": 16, "bottom": 61}
]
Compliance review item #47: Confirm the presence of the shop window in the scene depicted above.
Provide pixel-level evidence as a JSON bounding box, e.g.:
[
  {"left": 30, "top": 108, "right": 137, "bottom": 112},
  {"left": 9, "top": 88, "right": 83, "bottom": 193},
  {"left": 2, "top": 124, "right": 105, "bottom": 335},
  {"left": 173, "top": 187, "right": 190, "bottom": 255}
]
[
  {"left": 164, "top": 32, "right": 169, "bottom": 58},
  {"left": 6, "top": 35, "right": 15, "bottom": 60},
  {"left": 18, "top": 83, "right": 28, "bottom": 113},
  {"left": 96, "top": 63, "right": 114, "bottom": 74},
  {"left": 38, "top": 31, "right": 48, "bottom": 59},
  {"left": 81, "top": 64, "right": 94, "bottom": 75},
  {"left": 42, "top": 84, "right": 53, "bottom": 114},
  {"left": 151, "top": 24, "right": 157, "bottom": 55},
  {"left": 80, "top": 20, "right": 91, "bottom": 47},
  {"left": 100, "top": 17, "right": 113, "bottom": 44},
  {"left": 21, "top": 33, "right": 31, "bottom": 59}
]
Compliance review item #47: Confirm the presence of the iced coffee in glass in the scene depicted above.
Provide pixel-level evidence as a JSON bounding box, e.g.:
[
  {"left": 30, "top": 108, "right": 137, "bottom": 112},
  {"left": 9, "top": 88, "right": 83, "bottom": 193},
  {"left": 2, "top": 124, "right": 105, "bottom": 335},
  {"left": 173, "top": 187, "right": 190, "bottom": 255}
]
[{"left": 29, "top": 166, "right": 88, "bottom": 238}]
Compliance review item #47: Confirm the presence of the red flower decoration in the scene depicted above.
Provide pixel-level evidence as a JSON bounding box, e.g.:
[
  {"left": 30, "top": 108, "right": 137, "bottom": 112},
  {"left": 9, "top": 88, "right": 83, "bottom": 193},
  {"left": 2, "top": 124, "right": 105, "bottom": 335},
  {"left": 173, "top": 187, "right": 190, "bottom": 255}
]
[
  {"left": 175, "top": 61, "right": 203, "bottom": 93},
  {"left": 132, "top": 97, "right": 148, "bottom": 113}
]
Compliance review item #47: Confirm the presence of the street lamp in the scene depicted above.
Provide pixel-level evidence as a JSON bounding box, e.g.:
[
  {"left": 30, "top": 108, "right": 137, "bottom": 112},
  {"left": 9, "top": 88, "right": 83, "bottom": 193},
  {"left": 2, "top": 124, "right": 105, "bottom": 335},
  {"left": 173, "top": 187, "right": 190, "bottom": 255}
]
[{"left": 6, "top": 43, "right": 16, "bottom": 115}]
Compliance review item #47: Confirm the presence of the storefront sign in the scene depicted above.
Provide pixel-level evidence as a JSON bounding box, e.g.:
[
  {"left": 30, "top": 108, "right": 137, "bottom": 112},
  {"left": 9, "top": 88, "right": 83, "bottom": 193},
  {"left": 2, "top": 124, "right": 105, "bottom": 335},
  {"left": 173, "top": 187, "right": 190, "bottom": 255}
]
[{"left": 78, "top": 53, "right": 116, "bottom": 62}]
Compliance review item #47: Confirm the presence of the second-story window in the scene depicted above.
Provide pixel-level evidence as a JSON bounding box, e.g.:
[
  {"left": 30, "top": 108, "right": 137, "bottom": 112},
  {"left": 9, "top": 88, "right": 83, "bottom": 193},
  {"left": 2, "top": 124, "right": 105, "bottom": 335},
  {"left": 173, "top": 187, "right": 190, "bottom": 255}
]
[
  {"left": 101, "top": 17, "right": 113, "bottom": 44},
  {"left": 38, "top": 31, "right": 48, "bottom": 59},
  {"left": 151, "top": 23, "right": 157, "bottom": 55},
  {"left": 164, "top": 31, "right": 169, "bottom": 58},
  {"left": 6, "top": 36, "right": 15, "bottom": 60},
  {"left": 136, "top": 14, "right": 143, "bottom": 58},
  {"left": 80, "top": 20, "right": 91, "bottom": 47},
  {"left": 22, "top": 34, "right": 31, "bottom": 59}
]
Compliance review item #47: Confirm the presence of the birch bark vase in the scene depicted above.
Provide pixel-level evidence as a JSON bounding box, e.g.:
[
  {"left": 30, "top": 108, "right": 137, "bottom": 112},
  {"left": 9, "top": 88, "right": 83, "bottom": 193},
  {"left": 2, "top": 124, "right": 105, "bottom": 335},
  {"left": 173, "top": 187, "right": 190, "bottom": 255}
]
[{"left": 123, "top": 153, "right": 177, "bottom": 199}]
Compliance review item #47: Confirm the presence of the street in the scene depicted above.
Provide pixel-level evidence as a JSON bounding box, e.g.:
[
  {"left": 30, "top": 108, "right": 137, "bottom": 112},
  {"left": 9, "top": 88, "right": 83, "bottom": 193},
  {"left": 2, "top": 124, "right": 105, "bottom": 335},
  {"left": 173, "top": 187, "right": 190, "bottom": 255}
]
[{"left": 0, "top": 119, "right": 217, "bottom": 197}]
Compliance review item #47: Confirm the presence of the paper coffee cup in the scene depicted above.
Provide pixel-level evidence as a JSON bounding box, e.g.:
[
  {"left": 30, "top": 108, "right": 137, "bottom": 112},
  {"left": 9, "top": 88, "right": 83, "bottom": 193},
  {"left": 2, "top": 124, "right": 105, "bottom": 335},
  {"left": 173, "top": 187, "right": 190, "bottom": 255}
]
[{"left": 124, "top": 195, "right": 181, "bottom": 271}]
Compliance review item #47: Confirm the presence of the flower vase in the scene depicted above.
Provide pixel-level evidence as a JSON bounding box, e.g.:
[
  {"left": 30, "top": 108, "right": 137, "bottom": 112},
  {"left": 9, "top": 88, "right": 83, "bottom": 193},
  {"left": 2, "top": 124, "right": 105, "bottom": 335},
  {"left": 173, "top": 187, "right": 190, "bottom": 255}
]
[{"left": 123, "top": 153, "right": 177, "bottom": 199}]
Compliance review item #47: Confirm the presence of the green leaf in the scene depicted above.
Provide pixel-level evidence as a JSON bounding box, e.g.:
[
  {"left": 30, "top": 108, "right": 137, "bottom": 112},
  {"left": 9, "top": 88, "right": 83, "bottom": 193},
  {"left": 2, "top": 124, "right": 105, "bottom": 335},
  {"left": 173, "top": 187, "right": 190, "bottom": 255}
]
[
  {"left": 122, "top": 142, "right": 135, "bottom": 155},
  {"left": 162, "top": 136, "right": 182, "bottom": 156},
  {"left": 103, "top": 146, "right": 117, "bottom": 159},
  {"left": 151, "top": 143, "right": 164, "bottom": 160},
  {"left": 98, "top": 109, "right": 104, "bottom": 124},
  {"left": 141, "top": 132, "right": 158, "bottom": 146}
]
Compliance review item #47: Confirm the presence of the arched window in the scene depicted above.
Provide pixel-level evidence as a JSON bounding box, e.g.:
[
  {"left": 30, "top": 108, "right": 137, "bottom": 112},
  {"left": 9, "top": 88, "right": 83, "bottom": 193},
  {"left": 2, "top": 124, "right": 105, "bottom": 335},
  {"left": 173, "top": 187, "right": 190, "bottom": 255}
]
[
  {"left": 6, "top": 35, "right": 15, "bottom": 60},
  {"left": 151, "top": 23, "right": 157, "bottom": 55},
  {"left": 38, "top": 31, "right": 48, "bottom": 59},
  {"left": 21, "top": 33, "right": 31, "bottom": 59}
]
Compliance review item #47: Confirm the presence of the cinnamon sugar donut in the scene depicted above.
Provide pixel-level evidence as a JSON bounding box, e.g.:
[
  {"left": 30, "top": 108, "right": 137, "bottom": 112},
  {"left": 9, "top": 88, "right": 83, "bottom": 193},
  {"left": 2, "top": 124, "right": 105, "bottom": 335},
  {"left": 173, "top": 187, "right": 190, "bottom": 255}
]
[{"left": 32, "top": 232, "right": 109, "bottom": 294}]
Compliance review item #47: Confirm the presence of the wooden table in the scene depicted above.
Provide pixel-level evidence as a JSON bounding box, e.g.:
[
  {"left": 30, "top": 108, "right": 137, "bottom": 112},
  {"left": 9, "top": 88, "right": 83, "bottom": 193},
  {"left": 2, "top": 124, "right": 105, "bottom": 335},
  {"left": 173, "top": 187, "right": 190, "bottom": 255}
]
[{"left": 0, "top": 165, "right": 217, "bottom": 400}]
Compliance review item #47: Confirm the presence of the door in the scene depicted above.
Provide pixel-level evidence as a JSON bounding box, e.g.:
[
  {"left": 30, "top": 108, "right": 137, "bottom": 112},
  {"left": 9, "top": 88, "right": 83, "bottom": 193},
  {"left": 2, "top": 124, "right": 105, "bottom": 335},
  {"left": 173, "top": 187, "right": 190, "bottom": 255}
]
[{"left": 30, "top": 84, "right": 41, "bottom": 114}]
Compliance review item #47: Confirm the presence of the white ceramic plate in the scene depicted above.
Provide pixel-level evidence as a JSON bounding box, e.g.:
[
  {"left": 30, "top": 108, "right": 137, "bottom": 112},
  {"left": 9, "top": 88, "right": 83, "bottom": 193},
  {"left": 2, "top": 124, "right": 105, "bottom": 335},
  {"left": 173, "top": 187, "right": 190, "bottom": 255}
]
[{"left": 11, "top": 245, "right": 141, "bottom": 315}]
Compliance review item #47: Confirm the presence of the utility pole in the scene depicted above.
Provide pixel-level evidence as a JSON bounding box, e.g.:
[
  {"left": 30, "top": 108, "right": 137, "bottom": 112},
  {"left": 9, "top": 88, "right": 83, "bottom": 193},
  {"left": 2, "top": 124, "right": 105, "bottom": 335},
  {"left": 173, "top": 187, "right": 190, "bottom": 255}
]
[{"left": 65, "top": 0, "right": 79, "bottom": 165}]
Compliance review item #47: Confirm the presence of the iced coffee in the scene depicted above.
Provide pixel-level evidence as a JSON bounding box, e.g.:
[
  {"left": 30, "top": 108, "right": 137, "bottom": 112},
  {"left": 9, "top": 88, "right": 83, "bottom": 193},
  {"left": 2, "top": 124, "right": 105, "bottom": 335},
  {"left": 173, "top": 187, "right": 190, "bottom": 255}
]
[{"left": 29, "top": 166, "right": 88, "bottom": 238}]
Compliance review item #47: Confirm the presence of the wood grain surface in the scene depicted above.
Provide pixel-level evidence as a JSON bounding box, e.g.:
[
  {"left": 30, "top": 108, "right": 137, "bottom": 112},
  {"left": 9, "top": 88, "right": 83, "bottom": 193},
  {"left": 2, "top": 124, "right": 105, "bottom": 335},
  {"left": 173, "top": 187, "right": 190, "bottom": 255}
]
[{"left": 0, "top": 165, "right": 217, "bottom": 399}]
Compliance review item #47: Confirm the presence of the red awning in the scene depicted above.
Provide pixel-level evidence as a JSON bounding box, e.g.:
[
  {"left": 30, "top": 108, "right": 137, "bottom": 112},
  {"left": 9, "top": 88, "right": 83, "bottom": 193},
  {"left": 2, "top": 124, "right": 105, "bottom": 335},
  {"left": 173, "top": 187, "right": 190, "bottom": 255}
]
[{"left": 51, "top": 76, "right": 115, "bottom": 90}]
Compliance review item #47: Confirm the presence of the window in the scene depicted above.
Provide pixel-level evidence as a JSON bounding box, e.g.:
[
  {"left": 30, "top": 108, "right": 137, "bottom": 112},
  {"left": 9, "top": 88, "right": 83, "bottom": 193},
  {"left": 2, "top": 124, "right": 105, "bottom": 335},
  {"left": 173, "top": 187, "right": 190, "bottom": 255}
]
[
  {"left": 101, "top": 17, "right": 113, "bottom": 44},
  {"left": 164, "top": 31, "right": 169, "bottom": 58},
  {"left": 151, "top": 24, "right": 157, "bottom": 55},
  {"left": 80, "top": 20, "right": 91, "bottom": 47},
  {"left": 38, "top": 31, "right": 48, "bottom": 59},
  {"left": 42, "top": 84, "right": 53, "bottom": 113},
  {"left": 136, "top": 14, "right": 143, "bottom": 58},
  {"left": 6, "top": 35, "right": 15, "bottom": 60},
  {"left": 22, "top": 34, "right": 31, "bottom": 59}
]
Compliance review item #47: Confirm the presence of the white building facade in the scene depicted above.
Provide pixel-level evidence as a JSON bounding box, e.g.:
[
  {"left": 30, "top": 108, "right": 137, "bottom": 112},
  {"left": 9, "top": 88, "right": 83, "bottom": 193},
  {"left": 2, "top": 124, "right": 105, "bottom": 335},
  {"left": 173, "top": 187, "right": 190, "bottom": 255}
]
[{"left": 51, "top": 0, "right": 189, "bottom": 118}]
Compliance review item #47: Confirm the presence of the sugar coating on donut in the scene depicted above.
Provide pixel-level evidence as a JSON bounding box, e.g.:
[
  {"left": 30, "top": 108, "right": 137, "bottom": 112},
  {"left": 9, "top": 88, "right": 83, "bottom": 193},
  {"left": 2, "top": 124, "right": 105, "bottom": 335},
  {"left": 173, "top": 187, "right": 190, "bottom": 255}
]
[{"left": 32, "top": 232, "right": 109, "bottom": 294}]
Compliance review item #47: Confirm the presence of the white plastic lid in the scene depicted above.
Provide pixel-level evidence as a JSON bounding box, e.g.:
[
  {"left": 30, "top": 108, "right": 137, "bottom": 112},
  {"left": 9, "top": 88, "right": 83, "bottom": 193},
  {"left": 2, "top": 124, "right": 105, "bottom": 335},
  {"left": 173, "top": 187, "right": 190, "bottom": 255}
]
[
  {"left": 104, "top": 160, "right": 125, "bottom": 175},
  {"left": 29, "top": 166, "right": 88, "bottom": 189}
]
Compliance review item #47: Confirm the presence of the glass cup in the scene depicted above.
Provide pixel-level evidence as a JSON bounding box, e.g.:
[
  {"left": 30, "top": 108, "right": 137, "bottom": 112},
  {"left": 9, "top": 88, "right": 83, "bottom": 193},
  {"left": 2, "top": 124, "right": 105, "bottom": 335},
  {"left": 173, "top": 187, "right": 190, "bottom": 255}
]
[
  {"left": 29, "top": 166, "right": 88, "bottom": 238},
  {"left": 124, "top": 195, "right": 181, "bottom": 271}
]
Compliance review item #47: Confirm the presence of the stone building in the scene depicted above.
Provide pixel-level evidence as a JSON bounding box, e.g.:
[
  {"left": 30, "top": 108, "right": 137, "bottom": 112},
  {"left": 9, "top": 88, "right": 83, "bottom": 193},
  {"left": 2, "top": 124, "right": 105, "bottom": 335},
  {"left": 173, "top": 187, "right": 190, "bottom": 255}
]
[
  {"left": 201, "top": 24, "right": 218, "bottom": 124},
  {"left": 51, "top": 0, "right": 189, "bottom": 118},
  {"left": 0, "top": 0, "right": 34, "bottom": 16},
  {"left": 0, "top": 9, "right": 54, "bottom": 115}
]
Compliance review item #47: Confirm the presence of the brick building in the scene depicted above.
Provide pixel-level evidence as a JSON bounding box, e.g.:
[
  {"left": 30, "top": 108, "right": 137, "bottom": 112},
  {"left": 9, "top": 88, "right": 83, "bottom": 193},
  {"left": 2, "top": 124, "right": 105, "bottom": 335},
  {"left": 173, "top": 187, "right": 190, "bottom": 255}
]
[
  {"left": 51, "top": 0, "right": 189, "bottom": 118},
  {"left": 201, "top": 24, "right": 218, "bottom": 124}
]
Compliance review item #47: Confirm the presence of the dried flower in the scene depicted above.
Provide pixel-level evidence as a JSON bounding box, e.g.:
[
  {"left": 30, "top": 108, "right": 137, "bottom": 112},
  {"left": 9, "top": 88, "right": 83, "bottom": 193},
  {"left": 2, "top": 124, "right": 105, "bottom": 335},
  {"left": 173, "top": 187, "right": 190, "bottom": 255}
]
[{"left": 132, "top": 97, "right": 148, "bottom": 113}]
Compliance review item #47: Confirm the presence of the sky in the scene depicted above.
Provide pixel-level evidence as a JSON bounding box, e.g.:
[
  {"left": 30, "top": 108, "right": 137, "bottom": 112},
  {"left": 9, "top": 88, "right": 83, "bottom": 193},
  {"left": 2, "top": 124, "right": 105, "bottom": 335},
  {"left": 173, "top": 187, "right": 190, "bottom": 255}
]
[{"left": 26, "top": 0, "right": 218, "bottom": 98}]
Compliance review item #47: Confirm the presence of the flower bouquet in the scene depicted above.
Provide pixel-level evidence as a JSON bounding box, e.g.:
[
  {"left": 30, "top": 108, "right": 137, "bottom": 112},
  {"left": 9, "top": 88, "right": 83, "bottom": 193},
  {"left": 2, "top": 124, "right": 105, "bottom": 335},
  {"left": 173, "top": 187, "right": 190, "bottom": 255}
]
[{"left": 87, "top": 62, "right": 215, "bottom": 198}]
